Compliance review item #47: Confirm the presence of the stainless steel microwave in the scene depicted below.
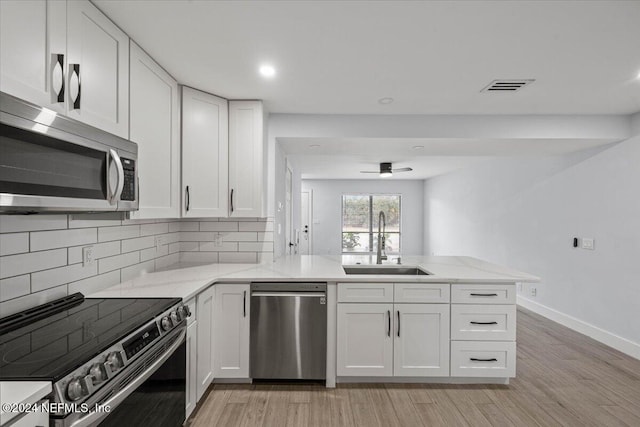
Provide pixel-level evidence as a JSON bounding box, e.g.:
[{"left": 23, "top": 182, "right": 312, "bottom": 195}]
[{"left": 0, "top": 92, "right": 138, "bottom": 213}]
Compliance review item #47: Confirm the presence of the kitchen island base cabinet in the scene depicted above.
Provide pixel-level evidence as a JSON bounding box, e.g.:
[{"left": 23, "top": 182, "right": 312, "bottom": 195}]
[
  {"left": 213, "top": 284, "right": 250, "bottom": 379},
  {"left": 196, "top": 287, "right": 214, "bottom": 401}
]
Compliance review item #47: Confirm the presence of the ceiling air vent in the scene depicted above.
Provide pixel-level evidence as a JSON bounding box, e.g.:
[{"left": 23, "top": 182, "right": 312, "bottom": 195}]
[{"left": 481, "top": 79, "right": 535, "bottom": 92}]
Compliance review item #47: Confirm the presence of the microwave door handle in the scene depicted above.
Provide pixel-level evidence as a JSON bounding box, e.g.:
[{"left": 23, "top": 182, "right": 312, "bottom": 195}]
[{"left": 108, "top": 149, "right": 125, "bottom": 204}]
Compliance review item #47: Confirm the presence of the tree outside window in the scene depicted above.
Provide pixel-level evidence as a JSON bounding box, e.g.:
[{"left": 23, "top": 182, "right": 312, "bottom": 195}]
[{"left": 342, "top": 194, "right": 401, "bottom": 254}]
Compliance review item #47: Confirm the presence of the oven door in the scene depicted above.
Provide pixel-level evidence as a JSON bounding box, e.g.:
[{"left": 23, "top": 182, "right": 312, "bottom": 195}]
[{"left": 59, "top": 327, "right": 186, "bottom": 427}]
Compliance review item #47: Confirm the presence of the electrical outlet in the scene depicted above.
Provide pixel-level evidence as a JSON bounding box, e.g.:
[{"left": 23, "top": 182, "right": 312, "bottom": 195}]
[
  {"left": 581, "top": 238, "right": 595, "bottom": 250},
  {"left": 214, "top": 233, "right": 223, "bottom": 247},
  {"left": 530, "top": 287, "right": 537, "bottom": 297},
  {"left": 155, "top": 236, "right": 167, "bottom": 248},
  {"left": 82, "top": 246, "right": 94, "bottom": 267}
]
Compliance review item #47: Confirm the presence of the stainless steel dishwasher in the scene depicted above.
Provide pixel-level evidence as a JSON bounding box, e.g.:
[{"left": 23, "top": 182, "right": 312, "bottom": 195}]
[{"left": 250, "top": 282, "right": 327, "bottom": 380}]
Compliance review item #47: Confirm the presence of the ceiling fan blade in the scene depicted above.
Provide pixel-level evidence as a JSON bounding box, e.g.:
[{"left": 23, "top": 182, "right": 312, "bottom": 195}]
[
  {"left": 392, "top": 167, "right": 413, "bottom": 172},
  {"left": 359, "top": 170, "right": 379, "bottom": 173}
]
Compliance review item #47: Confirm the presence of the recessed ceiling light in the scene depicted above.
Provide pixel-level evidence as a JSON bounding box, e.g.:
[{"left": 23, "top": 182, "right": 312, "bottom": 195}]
[
  {"left": 412, "top": 145, "right": 424, "bottom": 150},
  {"left": 309, "top": 144, "right": 320, "bottom": 149},
  {"left": 378, "top": 97, "right": 394, "bottom": 105},
  {"left": 259, "top": 65, "right": 276, "bottom": 78}
]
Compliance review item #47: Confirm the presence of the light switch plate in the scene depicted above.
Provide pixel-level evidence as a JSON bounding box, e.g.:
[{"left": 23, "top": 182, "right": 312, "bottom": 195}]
[
  {"left": 82, "top": 246, "right": 94, "bottom": 267},
  {"left": 581, "top": 238, "right": 595, "bottom": 250},
  {"left": 214, "top": 233, "right": 223, "bottom": 247}
]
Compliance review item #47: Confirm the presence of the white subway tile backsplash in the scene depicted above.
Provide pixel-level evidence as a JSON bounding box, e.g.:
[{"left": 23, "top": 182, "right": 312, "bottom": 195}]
[
  {"left": 166, "top": 232, "right": 180, "bottom": 244},
  {"left": 180, "top": 232, "right": 217, "bottom": 242},
  {"left": 0, "top": 215, "right": 67, "bottom": 233},
  {"left": 31, "top": 263, "right": 97, "bottom": 293},
  {"left": 140, "top": 245, "right": 168, "bottom": 262},
  {"left": 0, "top": 285, "right": 67, "bottom": 318},
  {"left": 180, "top": 252, "right": 218, "bottom": 264},
  {"left": 178, "top": 222, "right": 199, "bottom": 232},
  {"left": 239, "top": 222, "right": 274, "bottom": 232},
  {"left": 0, "top": 275, "right": 31, "bottom": 302},
  {"left": 200, "top": 222, "right": 238, "bottom": 232},
  {"left": 141, "top": 223, "right": 169, "bottom": 236},
  {"left": 98, "top": 251, "right": 140, "bottom": 274},
  {"left": 200, "top": 241, "right": 238, "bottom": 252},
  {"left": 257, "top": 232, "right": 274, "bottom": 242},
  {"left": 169, "top": 242, "right": 180, "bottom": 254},
  {"left": 219, "top": 252, "right": 257, "bottom": 263},
  {"left": 68, "top": 213, "right": 122, "bottom": 228},
  {"left": 0, "top": 233, "right": 29, "bottom": 256},
  {"left": 0, "top": 249, "right": 67, "bottom": 279},
  {"left": 68, "top": 270, "right": 121, "bottom": 296},
  {"left": 121, "top": 236, "right": 155, "bottom": 253},
  {"left": 121, "top": 260, "right": 155, "bottom": 282},
  {"left": 178, "top": 242, "right": 199, "bottom": 252},
  {"left": 222, "top": 232, "right": 257, "bottom": 242},
  {"left": 98, "top": 225, "right": 140, "bottom": 242},
  {"left": 238, "top": 242, "right": 274, "bottom": 253},
  {"left": 155, "top": 253, "right": 179, "bottom": 270},
  {"left": 31, "top": 228, "right": 97, "bottom": 251},
  {"left": 68, "top": 241, "right": 120, "bottom": 264}
]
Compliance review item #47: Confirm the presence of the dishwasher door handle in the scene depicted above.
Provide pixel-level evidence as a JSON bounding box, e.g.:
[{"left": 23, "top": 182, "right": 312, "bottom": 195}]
[{"left": 251, "top": 292, "right": 326, "bottom": 297}]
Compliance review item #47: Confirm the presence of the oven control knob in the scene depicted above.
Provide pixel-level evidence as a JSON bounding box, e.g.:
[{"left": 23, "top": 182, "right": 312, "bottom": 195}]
[
  {"left": 161, "top": 316, "right": 173, "bottom": 331},
  {"left": 106, "top": 351, "right": 124, "bottom": 373},
  {"left": 178, "top": 305, "right": 190, "bottom": 319},
  {"left": 171, "top": 310, "right": 180, "bottom": 323},
  {"left": 67, "top": 378, "right": 87, "bottom": 401},
  {"left": 90, "top": 363, "right": 108, "bottom": 383}
]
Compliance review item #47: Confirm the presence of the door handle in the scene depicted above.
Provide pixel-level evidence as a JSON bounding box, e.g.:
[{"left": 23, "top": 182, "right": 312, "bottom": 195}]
[
  {"left": 51, "top": 53, "right": 65, "bottom": 103},
  {"left": 69, "top": 63, "right": 81, "bottom": 110},
  {"left": 387, "top": 310, "right": 391, "bottom": 337},
  {"left": 185, "top": 186, "right": 190, "bottom": 212},
  {"left": 397, "top": 310, "right": 400, "bottom": 337},
  {"left": 243, "top": 290, "right": 246, "bottom": 317},
  {"left": 230, "top": 188, "right": 234, "bottom": 213}
]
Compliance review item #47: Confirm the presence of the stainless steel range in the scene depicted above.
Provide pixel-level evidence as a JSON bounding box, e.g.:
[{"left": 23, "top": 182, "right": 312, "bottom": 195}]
[{"left": 0, "top": 293, "right": 190, "bottom": 427}]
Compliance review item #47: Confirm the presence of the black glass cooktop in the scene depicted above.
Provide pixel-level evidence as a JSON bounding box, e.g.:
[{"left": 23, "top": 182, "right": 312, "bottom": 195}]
[{"left": 0, "top": 294, "right": 180, "bottom": 381}]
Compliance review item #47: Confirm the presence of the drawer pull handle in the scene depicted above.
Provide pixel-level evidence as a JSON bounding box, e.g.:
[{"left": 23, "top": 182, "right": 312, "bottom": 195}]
[
  {"left": 470, "top": 358, "right": 498, "bottom": 362},
  {"left": 470, "top": 321, "right": 498, "bottom": 325},
  {"left": 470, "top": 293, "right": 498, "bottom": 297}
]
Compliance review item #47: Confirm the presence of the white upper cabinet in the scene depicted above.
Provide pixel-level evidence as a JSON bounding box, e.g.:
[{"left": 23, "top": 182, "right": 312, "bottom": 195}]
[
  {"left": 129, "top": 41, "right": 180, "bottom": 219},
  {"left": 66, "top": 0, "right": 129, "bottom": 138},
  {"left": 228, "top": 100, "right": 265, "bottom": 217},
  {"left": 0, "top": 0, "right": 66, "bottom": 113},
  {"left": 181, "top": 86, "right": 229, "bottom": 217}
]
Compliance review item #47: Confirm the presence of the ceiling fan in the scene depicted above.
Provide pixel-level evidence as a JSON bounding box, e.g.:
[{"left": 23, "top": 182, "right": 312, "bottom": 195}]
[{"left": 360, "top": 162, "right": 413, "bottom": 177}]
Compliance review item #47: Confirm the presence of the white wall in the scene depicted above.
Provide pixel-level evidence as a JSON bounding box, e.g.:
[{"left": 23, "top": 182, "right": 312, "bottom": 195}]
[
  {"left": 302, "top": 179, "right": 425, "bottom": 256},
  {"left": 424, "top": 112, "right": 640, "bottom": 356}
]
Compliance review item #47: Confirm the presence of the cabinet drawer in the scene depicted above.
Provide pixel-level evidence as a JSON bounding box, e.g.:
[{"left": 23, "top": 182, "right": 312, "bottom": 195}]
[
  {"left": 451, "top": 284, "right": 515, "bottom": 304},
  {"left": 451, "top": 341, "right": 516, "bottom": 378},
  {"left": 394, "top": 283, "right": 450, "bottom": 303},
  {"left": 451, "top": 305, "right": 516, "bottom": 341},
  {"left": 185, "top": 297, "right": 197, "bottom": 325},
  {"left": 338, "top": 283, "right": 393, "bottom": 303}
]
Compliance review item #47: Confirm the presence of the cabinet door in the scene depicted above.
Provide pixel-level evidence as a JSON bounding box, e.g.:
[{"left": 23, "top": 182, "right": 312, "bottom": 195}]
[
  {"left": 185, "top": 320, "right": 197, "bottom": 418},
  {"left": 0, "top": 0, "right": 66, "bottom": 113},
  {"left": 213, "top": 284, "right": 250, "bottom": 378},
  {"left": 228, "top": 100, "right": 264, "bottom": 217},
  {"left": 67, "top": 0, "right": 129, "bottom": 138},
  {"left": 337, "top": 303, "right": 393, "bottom": 377},
  {"left": 196, "top": 287, "right": 214, "bottom": 400},
  {"left": 10, "top": 399, "right": 48, "bottom": 427},
  {"left": 394, "top": 304, "right": 450, "bottom": 377},
  {"left": 129, "top": 41, "right": 180, "bottom": 219},
  {"left": 181, "top": 87, "right": 229, "bottom": 217}
]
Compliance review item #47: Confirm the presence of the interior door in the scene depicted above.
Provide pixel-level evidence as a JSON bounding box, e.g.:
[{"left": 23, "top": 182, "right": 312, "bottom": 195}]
[{"left": 300, "top": 190, "right": 312, "bottom": 254}]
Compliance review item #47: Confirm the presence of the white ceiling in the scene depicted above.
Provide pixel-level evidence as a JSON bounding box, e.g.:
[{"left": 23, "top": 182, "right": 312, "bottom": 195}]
[
  {"left": 95, "top": 0, "right": 640, "bottom": 115},
  {"left": 279, "top": 137, "right": 617, "bottom": 179}
]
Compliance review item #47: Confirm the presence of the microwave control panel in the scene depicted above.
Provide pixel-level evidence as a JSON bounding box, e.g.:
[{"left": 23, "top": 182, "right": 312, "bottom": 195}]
[{"left": 120, "top": 158, "right": 136, "bottom": 201}]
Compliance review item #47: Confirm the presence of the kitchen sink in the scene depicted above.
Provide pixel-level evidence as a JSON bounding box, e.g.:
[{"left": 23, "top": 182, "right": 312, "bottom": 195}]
[{"left": 343, "top": 266, "right": 431, "bottom": 275}]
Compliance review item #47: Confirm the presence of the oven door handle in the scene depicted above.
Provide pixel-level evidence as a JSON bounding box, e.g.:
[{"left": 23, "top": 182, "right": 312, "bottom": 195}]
[{"left": 69, "top": 328, "right": 186, "bottom": 427}]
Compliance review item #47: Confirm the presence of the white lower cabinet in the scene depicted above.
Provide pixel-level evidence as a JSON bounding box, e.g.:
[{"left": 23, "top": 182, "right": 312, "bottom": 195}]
[
  {"left": 337, "top": 303, "right": 393, "bottom": 376},
  {"left": 337, "top": 302, "right": 450, "bottom": 377},
  {"left": 451, "top": 341, "right": 516, "bottom": 377},
  {"left": 394, "top": 304, "right": 449, "bottom": 377},
  {"left": 213, "top": 284, "right": 250, "bottom": 378},
  {"left": 196, "top": 287, "right": 214, "bottom": 400},
  {"left": 185, "top": 320, "right": 197, "bottom": 418},
  {"left": 9, "top": 400, "right": 48, "bottom": 427}
]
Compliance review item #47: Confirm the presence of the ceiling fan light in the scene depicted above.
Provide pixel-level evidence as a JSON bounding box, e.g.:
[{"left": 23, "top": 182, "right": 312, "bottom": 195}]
[{"left": 379, "top": 162, "right": 393, "bottom": 177}]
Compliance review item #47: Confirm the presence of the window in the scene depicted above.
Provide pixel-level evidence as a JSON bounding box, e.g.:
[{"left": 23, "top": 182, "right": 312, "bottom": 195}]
[{"left": 342, "top": 194, "right": 401, "bottom": 254}]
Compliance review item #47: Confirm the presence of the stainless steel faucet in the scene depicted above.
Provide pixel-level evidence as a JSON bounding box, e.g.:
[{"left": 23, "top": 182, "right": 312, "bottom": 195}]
[{"left": 376, "top": 211, "right": 387, "bottom": 264}]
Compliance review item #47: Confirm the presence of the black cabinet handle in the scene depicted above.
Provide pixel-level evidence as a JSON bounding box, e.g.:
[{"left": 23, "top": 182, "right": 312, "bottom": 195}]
[
  {"left": 387, "top": 310, "right": 391, "bottom": 337},
  {"left": 470, "top": 358, "right": 498, "bottom": 362},
  {"left": 470, "top": 293, "right": 498, "bottom": 297},
  {"left": 397, "top": 310, "right": 400, "bottom": 337},
  {"left": 470, "top": 321, "right": 498, "bottom": 325},
  {"left": 230, "top": 188, "right": 234, "bottom": 213},
  {"left": 243, "top": 290, "right": 246, "bottom": 317},
  {"left": 70, "top": 63, "right": 81, "bottom": 109},
  {"left": 185, "top": 186, "right": 190, "bottom": 211}
]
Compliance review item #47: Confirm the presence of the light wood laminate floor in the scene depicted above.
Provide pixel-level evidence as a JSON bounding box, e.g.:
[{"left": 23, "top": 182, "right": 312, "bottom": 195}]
[{"left": 189, "top": 307, "right": 640, "bottom": 426}]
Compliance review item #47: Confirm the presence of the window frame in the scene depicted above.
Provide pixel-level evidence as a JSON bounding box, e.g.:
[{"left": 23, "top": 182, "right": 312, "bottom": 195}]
[{"left": 341, "top": 193, "right": 402, "bottom": 255}]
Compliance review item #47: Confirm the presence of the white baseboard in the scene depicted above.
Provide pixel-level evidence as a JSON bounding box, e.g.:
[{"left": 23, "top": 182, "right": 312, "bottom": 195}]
[
  {"left": 337, "top": 377, "right": 509, "bottom": 385},
  {"left": 517, "top": 296, "right": 640, "bottom": 360}
]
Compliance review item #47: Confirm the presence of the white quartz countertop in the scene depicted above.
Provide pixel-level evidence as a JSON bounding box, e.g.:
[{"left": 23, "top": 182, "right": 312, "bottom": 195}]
[
  {"left": 89, "top": 255, "right": 539, "bottom": 301},
  {"left": 0, "top": 381, "right": 51, "bottom": 425}
]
